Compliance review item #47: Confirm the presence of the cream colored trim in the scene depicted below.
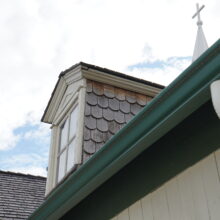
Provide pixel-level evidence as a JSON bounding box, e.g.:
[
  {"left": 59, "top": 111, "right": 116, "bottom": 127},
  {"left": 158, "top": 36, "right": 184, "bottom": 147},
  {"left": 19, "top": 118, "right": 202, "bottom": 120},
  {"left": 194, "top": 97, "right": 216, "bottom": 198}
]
[
  {"left": 81, "top": 68, "right": 162, "bottom": 97},
  {"left": 74, "top": 86, "right": 86, "bottom": 164},
  {"left": 63, "top": 65, "right": 82, "bottom": 85},
  {"left": 53, "top": 92, "right": 79, "bottom": 125},
  {"left": 45, "top": 126, "right": 59, "bottom": 196},
  {"left": 45, "top": 80, "right": 86, "bottom": 194},
  {"left": 43, "top": 77, "right": 67, "bottom": 123}
]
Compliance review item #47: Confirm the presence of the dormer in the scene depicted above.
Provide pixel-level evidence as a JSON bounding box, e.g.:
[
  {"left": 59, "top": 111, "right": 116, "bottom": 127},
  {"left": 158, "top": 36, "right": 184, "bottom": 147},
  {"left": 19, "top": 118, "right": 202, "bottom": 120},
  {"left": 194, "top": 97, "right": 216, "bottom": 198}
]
[{"left": 42, "top": 62, "right": 164, "bottom": 195}]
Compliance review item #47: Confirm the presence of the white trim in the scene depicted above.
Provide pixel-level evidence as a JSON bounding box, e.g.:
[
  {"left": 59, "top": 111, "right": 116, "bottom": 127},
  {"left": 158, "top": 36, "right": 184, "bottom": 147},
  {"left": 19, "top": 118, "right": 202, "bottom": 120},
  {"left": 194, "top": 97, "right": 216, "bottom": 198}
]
[
  {"left": 45, "top": 126, "right": 60, "bottom": 195},
  {"left": 45, "top": 81, "right": 86, "bottom": 194},
  {"left": 44, "top": 77, "right": 67, "bottom": 124},
  {"left": 210, "top": 80, "right": 220, "bottom": 119},
  {"left": 81, "top": 68, "right": 161, "bottom": 97},
  {"left": 53, "top": 92, "right": 79, "bottom": 125},
  {"left": 74, "top": 86, "right": 86, "bottom": 164},
  {"left": 42, "top": 65, "right": 162, "bottom": 124}
]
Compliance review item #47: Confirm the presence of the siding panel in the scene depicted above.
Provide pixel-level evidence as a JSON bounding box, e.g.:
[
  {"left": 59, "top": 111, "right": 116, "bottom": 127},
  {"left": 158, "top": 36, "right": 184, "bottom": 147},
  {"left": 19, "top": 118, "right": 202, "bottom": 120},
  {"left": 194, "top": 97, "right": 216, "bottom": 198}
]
[
  {"left": 165, "top": 178, "right": 183, "bottom": 220},
  {"left": 114, "top": 150, "right": 220, "bottom": 220},
  {"left": 117, "top": 209, "right": 129, "bottom": 220},
  {"left": 201, "top": 154, "right": 220, "bottom": 220},
  {"left": 151, "top": 186, "right": 170, "bottom": 220},
  {"left": 190, "top": 162, "right": 210, "bottom": 220},
  {"left": 177, "top": 170, "right": 196, "bottom": 220},
  {"left": 128, "top": 200, "right": 143, "bottom": 220},
  {"left": 141, "top": 195, "right": 154, "bottom": 220}
]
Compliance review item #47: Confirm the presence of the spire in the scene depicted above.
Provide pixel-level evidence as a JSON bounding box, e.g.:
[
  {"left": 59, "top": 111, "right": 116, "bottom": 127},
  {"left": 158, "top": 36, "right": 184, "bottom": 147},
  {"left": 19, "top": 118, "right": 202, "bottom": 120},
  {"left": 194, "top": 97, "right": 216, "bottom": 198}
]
[{"left": 192, "top": 3, "right": 208, "bottom": 62}]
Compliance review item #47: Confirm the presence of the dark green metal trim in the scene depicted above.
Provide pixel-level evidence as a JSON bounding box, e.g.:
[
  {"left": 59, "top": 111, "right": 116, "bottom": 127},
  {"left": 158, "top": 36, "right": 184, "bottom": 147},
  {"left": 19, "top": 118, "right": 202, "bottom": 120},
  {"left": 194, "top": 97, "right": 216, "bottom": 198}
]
[{"left": 30, "top": 39, "right": 220, "bottom": 220}]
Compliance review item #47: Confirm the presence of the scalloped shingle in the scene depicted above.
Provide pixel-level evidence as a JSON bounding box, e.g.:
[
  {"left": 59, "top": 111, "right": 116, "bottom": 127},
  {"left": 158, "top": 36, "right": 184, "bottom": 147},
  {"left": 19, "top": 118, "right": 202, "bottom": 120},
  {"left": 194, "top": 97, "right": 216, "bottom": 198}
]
[{"left": 82, "top": 80, "right": 153, "bottom": 165}]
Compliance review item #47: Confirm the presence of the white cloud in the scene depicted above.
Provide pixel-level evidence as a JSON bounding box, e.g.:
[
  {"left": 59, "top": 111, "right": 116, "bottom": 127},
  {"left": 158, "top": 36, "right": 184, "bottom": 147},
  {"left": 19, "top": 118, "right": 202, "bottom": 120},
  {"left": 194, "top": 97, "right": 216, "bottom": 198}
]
[
  {"left": 1, "top": 153, "right": 48, "bottom": 177},
  {"left": 0, "top": 0, "right": 219, "bottom": 172}
]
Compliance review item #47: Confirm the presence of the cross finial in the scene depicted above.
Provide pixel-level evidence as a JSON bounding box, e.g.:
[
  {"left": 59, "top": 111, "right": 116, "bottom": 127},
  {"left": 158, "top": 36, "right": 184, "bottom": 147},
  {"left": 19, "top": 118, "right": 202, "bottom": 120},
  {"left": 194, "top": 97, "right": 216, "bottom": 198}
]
[
  {"left": 191, "top": 3, "right": 208, "bottom": 62},
  {"left": 192, "top": 3, "right": 205, "bottom": 26}
]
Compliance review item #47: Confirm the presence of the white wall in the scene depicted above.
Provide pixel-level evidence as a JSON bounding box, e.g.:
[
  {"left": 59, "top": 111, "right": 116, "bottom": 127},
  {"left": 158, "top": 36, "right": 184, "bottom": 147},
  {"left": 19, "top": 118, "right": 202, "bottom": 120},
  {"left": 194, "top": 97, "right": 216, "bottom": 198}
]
[{"left": 111, "top": 149, "right": 220, "bottom": 220}]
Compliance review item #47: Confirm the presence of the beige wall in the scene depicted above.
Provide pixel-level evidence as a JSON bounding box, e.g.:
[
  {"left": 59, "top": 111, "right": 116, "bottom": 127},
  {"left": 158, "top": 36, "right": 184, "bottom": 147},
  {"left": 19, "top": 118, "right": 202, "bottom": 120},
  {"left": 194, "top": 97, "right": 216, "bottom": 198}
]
[{"left": 112, "top": 149, "right": 220, "bottom": 220}]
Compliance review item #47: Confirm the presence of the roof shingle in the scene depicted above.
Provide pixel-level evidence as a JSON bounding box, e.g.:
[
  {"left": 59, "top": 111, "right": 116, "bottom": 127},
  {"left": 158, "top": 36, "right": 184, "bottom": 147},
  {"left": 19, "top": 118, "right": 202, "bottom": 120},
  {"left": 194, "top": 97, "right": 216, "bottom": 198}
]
[
  {"left": 82, "top": 80, "right": 154, "bottom": 163},
  {"left": 0, "top": 171, "right": 46, "bottom": 220}
]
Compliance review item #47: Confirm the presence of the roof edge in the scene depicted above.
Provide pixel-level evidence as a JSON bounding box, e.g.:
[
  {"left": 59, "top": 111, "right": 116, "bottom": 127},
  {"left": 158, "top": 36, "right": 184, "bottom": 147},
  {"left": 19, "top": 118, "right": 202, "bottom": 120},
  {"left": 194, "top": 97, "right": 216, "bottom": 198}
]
[
  {"left": 0, "top": 170, "right": 46, "bottom": 179},
  {"left": 41, "top": 62, "right": 164, "bottom": 123},
  {"left": 32, "top": 39, "right": 220, "bottom": 220}
]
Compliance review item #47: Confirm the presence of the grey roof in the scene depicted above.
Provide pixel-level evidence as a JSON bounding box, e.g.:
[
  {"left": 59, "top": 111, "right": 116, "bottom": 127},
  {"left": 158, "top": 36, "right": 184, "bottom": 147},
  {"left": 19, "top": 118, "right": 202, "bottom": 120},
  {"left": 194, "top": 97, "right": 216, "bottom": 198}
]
[
  {"left": 0, "top": 170, "right": 46, "bottom": 220},
  {"left": 82, "top": 80, "right": 153, "bottom": 162}
]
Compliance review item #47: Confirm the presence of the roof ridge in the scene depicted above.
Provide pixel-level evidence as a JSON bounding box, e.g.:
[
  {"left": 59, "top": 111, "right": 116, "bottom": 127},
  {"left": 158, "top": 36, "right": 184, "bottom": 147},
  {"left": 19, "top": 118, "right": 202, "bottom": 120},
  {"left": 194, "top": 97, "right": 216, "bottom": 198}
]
[
  {"left": 0, "top": 170, "right": 46, "bottom": 179},
  {"left": 60, "top": 61, "right": 165, "bottom": 89}
]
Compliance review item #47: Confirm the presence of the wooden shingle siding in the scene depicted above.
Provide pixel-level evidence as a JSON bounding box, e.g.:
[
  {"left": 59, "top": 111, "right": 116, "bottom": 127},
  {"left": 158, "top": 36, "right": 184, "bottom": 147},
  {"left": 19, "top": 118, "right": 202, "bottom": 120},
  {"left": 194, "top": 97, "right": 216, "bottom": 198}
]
[
  {"left": 82, "top": 80, "right": 152, "bottom": 163},
  {"left": 112, "top": 149, "right": 220, "bottom": 220}
]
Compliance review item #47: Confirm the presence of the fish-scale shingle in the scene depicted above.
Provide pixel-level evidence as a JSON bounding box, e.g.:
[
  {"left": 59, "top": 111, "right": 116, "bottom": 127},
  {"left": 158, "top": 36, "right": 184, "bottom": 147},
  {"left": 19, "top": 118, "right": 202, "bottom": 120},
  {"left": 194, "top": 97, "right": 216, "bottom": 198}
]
[
  {"left": 97, "top": 96, "right": 108, "bottom": 108},
  {"left": 0, "top": 171, "right": 46, "bottom": 220},
  {"left": 104, "top": 85, "right": 115, "bottom": 98},
  {"left": 120, "top": 100, "right": 130, "bottom": 113},
  {"left": 86, "top": 93, "right": 98, "bottom": 106},
  {"left": 84, "top": 115, "right": 96, "bottom": 129},
  {"left": 91, "top": 105, "right": 102, "bottom": 119},
  {"left": 82, "top": 80, "right": 153, "bottom": 164},
  {"left": 109, "top": 98, "right": 119, "bottom": 111}
]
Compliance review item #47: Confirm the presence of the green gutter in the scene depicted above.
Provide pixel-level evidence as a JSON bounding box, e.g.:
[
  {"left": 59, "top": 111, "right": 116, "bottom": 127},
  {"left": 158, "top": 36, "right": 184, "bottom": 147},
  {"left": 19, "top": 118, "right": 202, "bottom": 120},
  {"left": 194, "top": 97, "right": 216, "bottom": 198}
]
[{"left": 30, "top": 39, "right": 220, "bottom": 220}]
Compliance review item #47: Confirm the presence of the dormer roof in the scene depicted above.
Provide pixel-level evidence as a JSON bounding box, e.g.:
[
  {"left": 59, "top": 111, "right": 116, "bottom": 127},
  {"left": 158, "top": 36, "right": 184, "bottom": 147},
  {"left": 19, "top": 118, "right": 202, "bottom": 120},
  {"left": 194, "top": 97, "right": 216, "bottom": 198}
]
[{"left": 41, "top": 62, "right": 164, "bottom": 124}]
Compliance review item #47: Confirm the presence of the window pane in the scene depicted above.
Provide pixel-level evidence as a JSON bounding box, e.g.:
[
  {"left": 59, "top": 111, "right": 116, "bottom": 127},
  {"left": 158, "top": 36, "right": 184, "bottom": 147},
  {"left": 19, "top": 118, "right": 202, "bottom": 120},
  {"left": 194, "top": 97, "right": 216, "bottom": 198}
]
[
  {"left": 60, "top": 119, "right": 68, "bottom": 151},
  {"left": 69, "top": 105, "right": 78, "bottom": 139},
  {"left": 67, "top": 139, "right": 75, "bottom": 172},
  {"left": 57, "top": 150, "right": 66, "bottom": 182}
]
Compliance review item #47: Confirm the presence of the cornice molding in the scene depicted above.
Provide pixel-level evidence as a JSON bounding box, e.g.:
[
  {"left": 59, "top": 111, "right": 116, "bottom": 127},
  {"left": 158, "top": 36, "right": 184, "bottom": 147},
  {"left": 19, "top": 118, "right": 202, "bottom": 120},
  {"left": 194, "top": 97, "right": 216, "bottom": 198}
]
[{"left": 81, "top": 67, "right": 162, "bottom": 97}]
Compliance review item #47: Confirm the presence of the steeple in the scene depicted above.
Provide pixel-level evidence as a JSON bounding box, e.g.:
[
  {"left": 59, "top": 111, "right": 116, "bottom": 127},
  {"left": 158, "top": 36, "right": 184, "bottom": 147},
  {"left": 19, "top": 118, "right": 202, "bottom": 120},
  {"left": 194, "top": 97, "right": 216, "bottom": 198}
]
[{"left": 192, "top": 3, "right": 208, "bottom": 62}]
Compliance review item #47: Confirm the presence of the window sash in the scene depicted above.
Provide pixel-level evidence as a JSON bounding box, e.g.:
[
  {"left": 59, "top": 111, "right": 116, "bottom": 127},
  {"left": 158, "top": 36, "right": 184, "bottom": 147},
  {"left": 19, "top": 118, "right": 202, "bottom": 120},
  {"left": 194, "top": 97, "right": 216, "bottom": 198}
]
[{"left": 57, "top": 104, "right": 78, "bottom": 182}]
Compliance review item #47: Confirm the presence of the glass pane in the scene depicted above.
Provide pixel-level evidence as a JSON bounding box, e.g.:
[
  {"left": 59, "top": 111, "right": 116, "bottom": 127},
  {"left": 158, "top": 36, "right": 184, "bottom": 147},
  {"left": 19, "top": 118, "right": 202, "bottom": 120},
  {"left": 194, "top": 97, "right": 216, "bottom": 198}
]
[
  {"left": 60, "top": 119, "right": 68, "bottom": 150},
  {"left": 67, "top": 139, "right": 75, "bottom": 172},
  {"left": 69, "top": 105, "right": 78, "bottom": 139},
  {"left": 57, "top": 150, "right": 66, "bottom": 182}
]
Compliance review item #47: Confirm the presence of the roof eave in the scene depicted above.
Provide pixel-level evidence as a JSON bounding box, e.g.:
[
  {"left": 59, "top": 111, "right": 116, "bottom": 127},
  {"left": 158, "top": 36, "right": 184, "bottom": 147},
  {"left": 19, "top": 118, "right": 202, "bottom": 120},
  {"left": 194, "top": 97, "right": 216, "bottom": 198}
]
[
  {"left": 41, "top": 62, "right": 164, "bottom": 124},
  {"left": 32, "top": 39, "right": 220, "bottom": 220}
]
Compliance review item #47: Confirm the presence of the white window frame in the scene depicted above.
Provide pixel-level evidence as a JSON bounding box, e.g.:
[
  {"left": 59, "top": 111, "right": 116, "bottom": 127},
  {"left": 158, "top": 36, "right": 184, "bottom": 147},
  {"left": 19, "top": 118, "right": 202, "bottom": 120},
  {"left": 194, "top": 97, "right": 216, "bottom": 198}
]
[
  {"left": 48, "top": 88, "right": 86, "bottom": 193},
  {"left": 56, "top": 103, "right": 79, "bottom": 183}
]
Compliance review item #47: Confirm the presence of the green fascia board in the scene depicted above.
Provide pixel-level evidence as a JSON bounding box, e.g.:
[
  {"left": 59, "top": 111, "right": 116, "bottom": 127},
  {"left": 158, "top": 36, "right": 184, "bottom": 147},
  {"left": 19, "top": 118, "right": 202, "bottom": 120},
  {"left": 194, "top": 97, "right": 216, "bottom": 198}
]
[{"left": 30, "top": 39, "right": 220, "bottom": 220}]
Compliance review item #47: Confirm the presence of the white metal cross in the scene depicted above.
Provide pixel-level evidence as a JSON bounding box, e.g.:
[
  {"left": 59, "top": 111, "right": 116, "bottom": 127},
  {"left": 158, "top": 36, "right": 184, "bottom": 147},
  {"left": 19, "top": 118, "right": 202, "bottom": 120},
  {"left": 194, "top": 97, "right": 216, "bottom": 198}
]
[{"left": 192, "top": 3, "right": 205, "bottom": 25}]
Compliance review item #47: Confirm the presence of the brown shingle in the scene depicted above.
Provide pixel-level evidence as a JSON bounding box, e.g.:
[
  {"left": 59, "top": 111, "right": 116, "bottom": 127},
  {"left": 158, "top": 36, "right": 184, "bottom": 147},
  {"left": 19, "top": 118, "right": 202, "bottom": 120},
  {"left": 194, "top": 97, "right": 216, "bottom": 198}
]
[
  {"left": 82, "top": 80, "right": 154, "bottom": 166},
  {"left": 104, "top": 85, "right": 115, "bottom": 98},
  {"left": 93, "top": 81, "right": 104, "bottom": 96}
]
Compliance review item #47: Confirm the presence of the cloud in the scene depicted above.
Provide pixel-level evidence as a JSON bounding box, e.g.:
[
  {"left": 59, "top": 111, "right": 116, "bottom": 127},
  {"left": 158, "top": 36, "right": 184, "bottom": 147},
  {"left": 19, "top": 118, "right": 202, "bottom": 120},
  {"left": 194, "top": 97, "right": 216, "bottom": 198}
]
[
  {"left": 0, "top": 0, "right": 218, "bottom": 175},
  {"left": 127, "top": 56, "right": 191, "bottom": 85},
  {"left": 0, "top": 153, "right": 48, "bottom": 177}
]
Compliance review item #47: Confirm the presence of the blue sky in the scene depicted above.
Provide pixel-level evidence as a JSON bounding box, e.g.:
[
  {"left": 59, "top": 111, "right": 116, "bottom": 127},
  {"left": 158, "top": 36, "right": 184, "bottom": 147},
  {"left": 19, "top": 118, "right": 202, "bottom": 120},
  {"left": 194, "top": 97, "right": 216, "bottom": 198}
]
[{"left": 0, "top": 0, "right": 219, "bottom": 177}]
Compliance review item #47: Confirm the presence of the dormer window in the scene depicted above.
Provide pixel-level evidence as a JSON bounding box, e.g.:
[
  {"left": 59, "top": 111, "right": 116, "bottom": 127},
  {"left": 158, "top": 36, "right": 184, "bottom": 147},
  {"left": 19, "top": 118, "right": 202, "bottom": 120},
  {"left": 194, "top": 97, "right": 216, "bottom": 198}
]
[
  {"left": 57, "top": 104, "right": 79, "bottom": 182},
  {"left": 42, "top": 62, "right": 163, "bottom": 195}
]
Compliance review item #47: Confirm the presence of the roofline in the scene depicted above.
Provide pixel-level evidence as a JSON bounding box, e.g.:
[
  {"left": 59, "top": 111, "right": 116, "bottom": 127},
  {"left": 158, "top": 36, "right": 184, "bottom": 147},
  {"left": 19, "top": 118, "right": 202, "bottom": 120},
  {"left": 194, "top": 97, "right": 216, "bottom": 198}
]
[
  {"left": 0, "top": 170, "right": 46, "bottom": 179},
  {"left": 41, "top": 62, "right": 164, "bottom": 123},
  {"left": 31, "top": 39, "right": 220, "bottom": 220},
  {"left": 61, "top": 62, "right": 164, "bottom": 89}
]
